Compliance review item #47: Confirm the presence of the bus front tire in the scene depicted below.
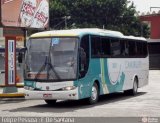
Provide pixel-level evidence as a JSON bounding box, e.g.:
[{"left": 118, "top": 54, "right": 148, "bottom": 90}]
[
  {"left": 44, "top": 100, "right": 57, "bottom": 105},
  {"left": 87, "top": 83, "right": 99, "bottom": 104}
]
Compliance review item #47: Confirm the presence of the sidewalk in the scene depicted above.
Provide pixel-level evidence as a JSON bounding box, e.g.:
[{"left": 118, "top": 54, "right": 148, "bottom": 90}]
[{"left": 0, "top": 83, "right": 24, "bottom": 98}]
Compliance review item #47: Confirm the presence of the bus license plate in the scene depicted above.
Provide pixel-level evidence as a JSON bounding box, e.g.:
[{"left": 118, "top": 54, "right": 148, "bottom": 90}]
[{"left": 43, "top": 94, "right": 52, "bottom": 99}]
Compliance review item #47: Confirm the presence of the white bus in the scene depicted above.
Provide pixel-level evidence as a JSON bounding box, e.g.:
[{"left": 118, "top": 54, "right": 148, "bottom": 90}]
[{"left": 23, "top": 29, "right": 149, "bottom": 105}]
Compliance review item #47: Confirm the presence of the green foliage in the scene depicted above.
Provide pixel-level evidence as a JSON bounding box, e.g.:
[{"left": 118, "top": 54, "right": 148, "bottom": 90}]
[{"left": 49, "top": 0, "right": 149, "bottom": 38}]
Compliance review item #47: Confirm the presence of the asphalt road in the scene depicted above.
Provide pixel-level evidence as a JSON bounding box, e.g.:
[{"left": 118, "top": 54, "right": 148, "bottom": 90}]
[{"left": 0, "top": 70, "right": 160, "bottom": 119}]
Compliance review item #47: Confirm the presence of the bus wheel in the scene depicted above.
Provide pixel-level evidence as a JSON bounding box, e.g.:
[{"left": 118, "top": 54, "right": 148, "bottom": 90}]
[
  {"left": 44, "top": 100, "right": 57, "bottom": 105},
  {"left": 87, "top": 83, "right": 99, "bottom": 104},
  {"left": 132, "top": 77, "right": 138, "bottom": 95},
  {"left": 124, "top": 77, "right": 138, "bottom": 96}
]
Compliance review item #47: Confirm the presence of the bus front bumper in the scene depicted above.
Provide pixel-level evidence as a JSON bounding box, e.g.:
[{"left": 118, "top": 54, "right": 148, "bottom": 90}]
[{"left": 24, "top": 88, "right": 79, "bottom": 100}]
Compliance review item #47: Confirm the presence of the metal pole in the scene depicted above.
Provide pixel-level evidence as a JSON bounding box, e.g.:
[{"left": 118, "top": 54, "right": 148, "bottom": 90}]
[{"left": 23, "top": 28, "right": 27, "bottom": 47}]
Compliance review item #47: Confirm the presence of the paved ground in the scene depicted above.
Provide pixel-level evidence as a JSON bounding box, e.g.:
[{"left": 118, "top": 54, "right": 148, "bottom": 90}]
[{"left": 0, "top": 70, "right": 160, "bottom": 118}]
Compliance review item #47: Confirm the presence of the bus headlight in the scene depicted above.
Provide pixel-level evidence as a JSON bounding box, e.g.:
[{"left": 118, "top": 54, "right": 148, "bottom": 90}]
[{"left": 62, "top": 86, "right": 76, "bottom": 91}]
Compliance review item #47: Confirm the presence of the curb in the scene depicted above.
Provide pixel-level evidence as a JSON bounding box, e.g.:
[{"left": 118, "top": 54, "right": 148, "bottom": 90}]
[
  {"left": 0, "top": 83, "right": 24, "bottom": 88},
  {"left": 0, "top": 93, "right": 25, "bottom": 98}
]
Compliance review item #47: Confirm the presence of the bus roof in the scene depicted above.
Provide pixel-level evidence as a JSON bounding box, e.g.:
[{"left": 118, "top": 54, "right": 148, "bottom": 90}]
[
  {"left": 30, "top": 28, "right": 146, "bottom": 41},
  {"left": 123, "top": 35, "right": 146, "bottom": 41}
]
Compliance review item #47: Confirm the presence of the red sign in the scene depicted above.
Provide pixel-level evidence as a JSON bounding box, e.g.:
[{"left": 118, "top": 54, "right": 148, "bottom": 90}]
[
  {"left": 1, "top": 0, "right": 49, "bottom": 28},
  {"left": 21, "top": 2, "right": 36, "bottom": 16}
]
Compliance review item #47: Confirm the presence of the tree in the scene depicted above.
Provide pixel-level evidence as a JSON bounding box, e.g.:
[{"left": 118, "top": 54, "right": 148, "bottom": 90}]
[
  {"left": 49, "top": 0, "right": 149, "bottom": 38},
  {"left": 49, "top": 0, "right": 69, "bottom": 29}
]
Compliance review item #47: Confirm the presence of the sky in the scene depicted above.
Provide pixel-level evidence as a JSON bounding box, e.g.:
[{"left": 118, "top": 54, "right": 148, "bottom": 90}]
[{"left": 129, "top": 0, "right": 160, "bottom": 14}]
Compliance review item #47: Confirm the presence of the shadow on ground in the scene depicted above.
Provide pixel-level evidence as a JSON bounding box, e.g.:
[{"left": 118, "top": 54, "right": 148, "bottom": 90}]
[
  {"left": 0, "top": 98, "right": 25, "bottom": 104},
  {"left": 6, "top": 92, "right": 147, "bottom": 113}
]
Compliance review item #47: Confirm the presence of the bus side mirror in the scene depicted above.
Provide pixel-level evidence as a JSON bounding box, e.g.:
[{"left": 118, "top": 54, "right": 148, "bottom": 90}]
[
  {"left": 18, "top": 47, "right": 27, "bottom": 63},
  {"left": 18, "top": 52, "right": 23, "bottom": 63}
]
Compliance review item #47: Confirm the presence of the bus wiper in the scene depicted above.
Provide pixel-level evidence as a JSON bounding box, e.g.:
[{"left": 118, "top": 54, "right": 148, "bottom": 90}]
[
  {"left": 47, "top": 56, "right": 61, "bottom": 80},
  {"left": 34, "top": 56, "right": 60, "bottom": 80}
]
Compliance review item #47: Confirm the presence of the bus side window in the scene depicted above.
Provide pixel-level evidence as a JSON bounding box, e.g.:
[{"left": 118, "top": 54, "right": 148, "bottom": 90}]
[
  {"left": 120, "top": 40, "right": 125, "bottom": 56},
  {"left": 110, "top": 39, "right": 121, "bottom": 57},
  {"left": 121, "top": 40, "right": 129, "bottom": 56},
  {"left": 79, "top": 35, "right": 90, "bottom": 78},
  {"left": 128, "top": 40, "right": 137, "bottom": 57},
  {"left": 125, "top": 41, "right": 129, "bottom": 56},
  {"left": 91, "top": 36, "right": 101, "bottom": 57},
  {"left": 137, "top": 41, "right": 143, "bottom": 56},
  {"left": 101, "top": 37, "right": 111, "bottom": 57}
]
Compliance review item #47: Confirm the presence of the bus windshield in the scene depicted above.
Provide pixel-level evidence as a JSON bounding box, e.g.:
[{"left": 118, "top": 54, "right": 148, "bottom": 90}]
[{"left": 24, "top": 37, "right": 78, "bottom": 81}]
